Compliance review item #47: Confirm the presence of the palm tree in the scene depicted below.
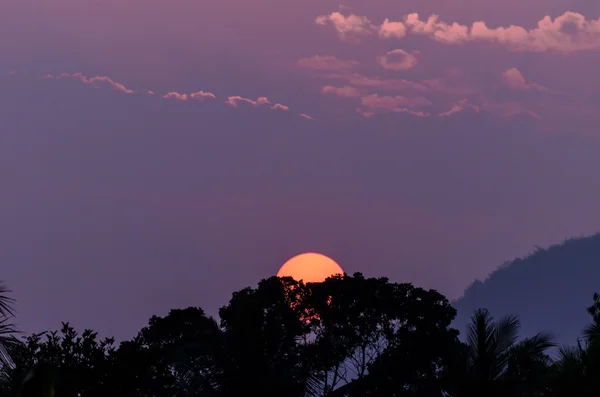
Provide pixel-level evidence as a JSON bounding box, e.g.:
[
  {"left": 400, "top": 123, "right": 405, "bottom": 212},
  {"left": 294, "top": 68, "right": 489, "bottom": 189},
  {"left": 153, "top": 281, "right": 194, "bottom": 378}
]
[
  {"left": 0, "top": 281, "right": 20, "bottom": 395},
  {"left": 461, "top": 308, "right": 554, "bottom": 397},
  {"left": 547, "top": 292, "right": 600, "bottom": 397},
  {"left": 582, "top": 292, "right": 600, "bottom": 343},
  {"left": 0, "top": 282, "right": 18, "bottom": 362},
  {"left": 546, "top": 343, "right": 588, "bottom": 397}
]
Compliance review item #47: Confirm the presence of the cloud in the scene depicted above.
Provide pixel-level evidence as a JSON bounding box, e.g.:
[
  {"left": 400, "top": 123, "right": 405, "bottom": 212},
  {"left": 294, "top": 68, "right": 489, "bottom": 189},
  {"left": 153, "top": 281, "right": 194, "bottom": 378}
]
[
  {"left": 40, "top": 71, "right": 310, "bottom": 118},
  {"left": 378, "top": 49, "right": 419, "bottom": 71},
  {"left": 190, "top": 90, "right": 217, "bottom": 100},
  {"left": 224, "top": 96, "right": 293, "bottom": 112},
  {"left": 483, "top": 101, "right": 542, "bottom": 119},
  {"left": 439, "top": 99, "right": 480, "bottom": 116},
  {"left": 315, "top": 12, "right": 375, "bottom": 41},
  {"left": 360, "top": 93, "right": 431, "bottom": 116},
  {"left": 271, "top": 103, "right": 290, "bottom": 111},
  {"left": 297, "top": 55, "right": 359, "bottom": 71},
  {"left": 314, "top": 64, "right": 559, "bottom": 123},
  {"left": 502, "top": 68, "right": 547, "bottom": 91},
  {"left": 163, "top": 92, "right": 188, "bottom": 100},
  {"left": 319, "top": 11, "right": 600, "bottom": 52},
  {"left": 322, "top": 85, "right": 362, "bottom": 98},
  {"left": 162, "top": 90, "right": 216, "bottom": 101},
  {"left": 324, "top": 73, "right": 428, "bottom": 93},
  {"left": 225, "top": 96, "right": 271, "bottom": 107},
  {"left": 300, "top": 113, "right": 315, "bottom": 120},
  {"left": 44, "top": 72, "right": 134, "bottom": 94},
  {"left": 379, "top": 19, "right": 407, "bottom": 39},
  {"left": 320, "top": 70, "right": 478, "bottom": 102}
]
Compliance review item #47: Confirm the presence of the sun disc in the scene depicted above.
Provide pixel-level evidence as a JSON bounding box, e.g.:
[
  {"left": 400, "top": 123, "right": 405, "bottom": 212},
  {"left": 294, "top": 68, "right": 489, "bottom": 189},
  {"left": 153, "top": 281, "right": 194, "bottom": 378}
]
[{"left": 277, "top": 252, "right": 343, "bottom": 283}]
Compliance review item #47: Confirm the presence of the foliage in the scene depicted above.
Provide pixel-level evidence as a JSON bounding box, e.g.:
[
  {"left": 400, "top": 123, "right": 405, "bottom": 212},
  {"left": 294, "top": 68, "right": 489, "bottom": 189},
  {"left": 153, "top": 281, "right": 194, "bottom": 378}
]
[{"left": 2, "top": 277, "right": 600, "bottom": 396}]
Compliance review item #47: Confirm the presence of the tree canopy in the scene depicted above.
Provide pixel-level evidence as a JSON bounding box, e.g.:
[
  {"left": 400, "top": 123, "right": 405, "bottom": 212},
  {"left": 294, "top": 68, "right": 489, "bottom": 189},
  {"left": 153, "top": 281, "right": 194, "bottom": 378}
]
[{"left": 1, "top": 272, "right": 600, "bottom": 397}]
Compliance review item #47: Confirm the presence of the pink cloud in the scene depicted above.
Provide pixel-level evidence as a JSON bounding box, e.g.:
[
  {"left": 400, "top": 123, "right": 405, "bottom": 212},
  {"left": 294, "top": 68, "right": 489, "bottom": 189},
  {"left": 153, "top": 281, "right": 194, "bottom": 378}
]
[
  {"left": 162, "top": 90, "right": 216, "bottom": 101},
  {"left": 321, "top": 85, "right": 362, "bottom": 98},
  {"left": 438, "top": 99, "right": 480, "bottom": 116},
  {"left": 163, "top": 92, "right": 188, "bottom": 100},
  {"left": 271, "top": 103, "right": 290, "bottom": 111},
  {"left": 320, "top": 70, "right": 478, "bottom": 101},
  {"left": 190, "top": 90, "right": 217, "bottom": 100},
  {"left": 300, "top": 113, "right": 315, "bottom": 120},
  {"left": 39, "top": 70, "right": 307, "bottom": 119},
  {"left": 379, "top": 19, "right": 406, "bottom": 39},
  {"left": 324, "top": 73, "right": 428, "bottom": 93},
  {"left": 296, "top": 55, "right": 359, "bottom": 71},
  {"left": 502, "top": 68, "right": 548, "bottom": 91},
  {"left": 225, "top": 96, "right": 271, "bottom": 107},
  {"left": 315, "top": 66, "right": 559, "bottom": 122},
  {"left": 315, "top": 12, "right": 374, "bottom": 41},
  {"left": 378, "top": 49, "right": 419, "bottom": 71},
  {"left": 45, "top": 72, "right": 134, "bottom": 94},
  {"left": 360, "top": 93, "right": 431, "bottom": 116},
  {"left": 319, "top": 11, "right": 600, "bottom": 52},
  {"left": 481, "top": 100, "right": 542, "bottom": 120},
  {"left": 359, "top": 108, "right": 429, "bottom": 118},
  {"left": 225, "top": 96, "right": 292, "bottom": 112}
]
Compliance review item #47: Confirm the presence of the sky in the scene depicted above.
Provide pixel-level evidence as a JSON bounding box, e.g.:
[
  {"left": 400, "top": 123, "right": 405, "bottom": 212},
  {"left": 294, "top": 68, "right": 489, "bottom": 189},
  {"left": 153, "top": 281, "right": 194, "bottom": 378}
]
[{"left": 1, "top": 0, "right": 600, "bottom": 340}]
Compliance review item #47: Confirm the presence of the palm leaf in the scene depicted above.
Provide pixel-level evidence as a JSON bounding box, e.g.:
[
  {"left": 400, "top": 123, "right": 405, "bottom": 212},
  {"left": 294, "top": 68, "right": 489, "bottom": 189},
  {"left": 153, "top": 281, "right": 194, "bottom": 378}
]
[
  {"left": 516, "top": 333, "right": 556, "bottom": 358},
  {"left": 493, "top": 314, "right": 520, "bottom": 357},
  {"left": 466, "top": 309, "right": 495, "bottom": 365},
  {"left": 582, "top": 321, "right": 600, "bottom": 343},
  {"left": 0, "top": 283, "right": 15, "bottom": 318}
]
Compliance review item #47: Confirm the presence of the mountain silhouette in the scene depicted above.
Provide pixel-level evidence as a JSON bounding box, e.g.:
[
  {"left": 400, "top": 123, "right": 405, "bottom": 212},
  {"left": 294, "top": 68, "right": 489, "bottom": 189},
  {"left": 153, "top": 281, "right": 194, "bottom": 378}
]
[{"left": 452, "top": 233, "right": 600, "bottom": 348}]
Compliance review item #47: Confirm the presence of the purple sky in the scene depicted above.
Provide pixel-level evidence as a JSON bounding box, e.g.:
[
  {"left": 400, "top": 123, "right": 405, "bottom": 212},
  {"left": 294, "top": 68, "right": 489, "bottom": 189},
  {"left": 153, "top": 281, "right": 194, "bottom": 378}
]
[{"left": 1, "top": 0, "right": 600, "bottom": 340}]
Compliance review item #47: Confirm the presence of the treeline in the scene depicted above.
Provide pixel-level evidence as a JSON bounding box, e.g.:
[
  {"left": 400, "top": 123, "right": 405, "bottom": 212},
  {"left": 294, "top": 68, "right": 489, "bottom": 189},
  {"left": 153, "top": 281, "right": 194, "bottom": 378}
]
[{"left": 1, "top": 273, "right": 600, "bottom": 397}]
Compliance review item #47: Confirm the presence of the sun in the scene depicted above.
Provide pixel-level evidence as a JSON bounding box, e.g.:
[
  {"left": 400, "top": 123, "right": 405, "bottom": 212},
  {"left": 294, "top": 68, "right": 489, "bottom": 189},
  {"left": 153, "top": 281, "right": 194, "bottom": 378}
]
[{"left": 277, "top": 252, "right": 344, "bottom": 283}]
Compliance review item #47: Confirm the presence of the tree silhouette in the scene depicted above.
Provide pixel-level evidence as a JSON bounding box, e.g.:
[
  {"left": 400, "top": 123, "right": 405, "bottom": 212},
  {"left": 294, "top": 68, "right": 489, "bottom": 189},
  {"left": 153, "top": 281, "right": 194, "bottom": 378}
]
[
  {"left": 218, "top": 276, "right": 312, "bottom": 397},
  {"left": 452, "top": 308, "right": 554, "bottom": 397},
  {"left": 546, "top": 292, "right": 600, "bottom": 397},
  {"left": 5, "top": 267, "right": 600, "bottom": 396},
  {"left": 9, "top": 323, "right": 114, "bottom": 396},
  {"left": 0, "top": 282, "right": 19, "bottom": 396},
  {"left": 303, "top": 273, "right": 461, "bottom": 397}
]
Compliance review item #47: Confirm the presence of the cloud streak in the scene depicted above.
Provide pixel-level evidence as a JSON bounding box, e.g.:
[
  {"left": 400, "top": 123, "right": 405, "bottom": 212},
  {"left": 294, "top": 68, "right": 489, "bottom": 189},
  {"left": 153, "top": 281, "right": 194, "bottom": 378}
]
[
  {"left": 44, "top": 72, "right": 134, "bottom": 94},
  {"left": 438, "top": 99, "right": 480, "bottom": 116},
  {"left": 162, "top": 90, "right": 217, "bottom": 101},
  {"left": 322, "top": 85, "right": 362, "bottom": 98},
  {"left": 360, "top": 93, "right": 431, "bottom": 116},
  {"left": 225, "top": 96, "right": 271, "bottom": 107},
  {"left": 311, "top": 64, "right": 557, "bottom": 121},
  {"left": 297, "top": 55, "right": 359, "bottom": 71},
  {"left": 42, "top": 72, "right": 312, "bottom": 119}
]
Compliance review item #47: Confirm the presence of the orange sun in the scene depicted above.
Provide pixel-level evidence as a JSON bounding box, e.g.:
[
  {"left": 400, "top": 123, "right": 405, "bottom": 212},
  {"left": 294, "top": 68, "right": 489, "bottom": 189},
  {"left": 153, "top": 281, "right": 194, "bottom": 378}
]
[{"left": 277, "top": 252, "right": 344, "bottom": 283}]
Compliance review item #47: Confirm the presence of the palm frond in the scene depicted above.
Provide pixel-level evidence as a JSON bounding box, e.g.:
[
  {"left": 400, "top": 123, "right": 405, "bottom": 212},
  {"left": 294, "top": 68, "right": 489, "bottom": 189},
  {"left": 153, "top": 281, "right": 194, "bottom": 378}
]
[
  {"left": 493, "top": 314, "right": 520, "bottom": 357},
  {"left": 516, "top": 333, "right": 556, "bottom": 358},
  {"left": 0, "top": 283, "right": 15, "bottom": 318},
  {"left": 466, "top": 309, "right": 495, "bottom": 363},
  {"left": 582, "top": 321, "right": 600, "bottom": 343},
  {"left": 555, "top": 345, "right": 583, "bottom": 366}
]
